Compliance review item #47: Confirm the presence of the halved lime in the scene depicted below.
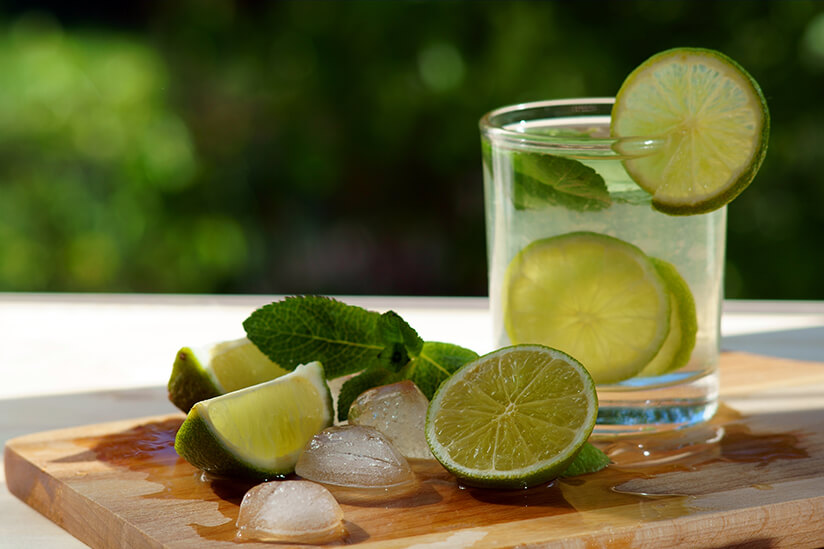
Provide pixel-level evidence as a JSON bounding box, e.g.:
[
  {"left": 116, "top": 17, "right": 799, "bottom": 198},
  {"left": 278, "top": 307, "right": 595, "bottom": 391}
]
[
  {"left": 612, "top": 47, "right": 769, "bottom": 215},
  {"left": 504, "top": 231, "right": 670, "bottom": 385},
  {"left": 638, "top": 258, "right": 698, "bottom": 377},
  {"left": 174, "top": 361, "right": 333, "bottom": 480},
  {"left": 425, "top": 345, "right": 597, "bottom": 489},
  {"left": 168, "top": 337, "right": 288, "bottom": 413}
]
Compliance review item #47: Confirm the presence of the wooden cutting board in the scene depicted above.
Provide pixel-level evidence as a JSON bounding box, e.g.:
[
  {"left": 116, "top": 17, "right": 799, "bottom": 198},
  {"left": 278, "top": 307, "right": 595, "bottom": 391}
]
[{"left": 6, "top": 352, "right": 824, "bottom": 548}]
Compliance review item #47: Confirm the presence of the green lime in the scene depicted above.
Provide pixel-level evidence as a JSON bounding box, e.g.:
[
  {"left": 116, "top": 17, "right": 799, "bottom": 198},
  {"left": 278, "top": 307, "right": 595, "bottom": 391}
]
[
  {"left": 503, "top": 231, "right": 670, "bottom": 385},
  {"left": 425, "top": 345, "right": 598, "bottom": 489},
  {"left": 174, "top": 361, "right": 333, "bottom": 480},
  {"left": 167, "top": 338, "right": 288, "bottom": 413},
  {"left": 611, "top": 47, "right": 769, "bottom": 215},
  {"left": 638, "top": 258, "right": 698, "bottom": 377},
  {"left": 560, "top": 442, "right": 610, "bottom": 478}
]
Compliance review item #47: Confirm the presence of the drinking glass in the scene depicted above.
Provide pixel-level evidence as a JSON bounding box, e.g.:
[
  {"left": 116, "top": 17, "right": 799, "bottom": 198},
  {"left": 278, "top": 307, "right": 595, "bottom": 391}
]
[{"left": 480, "top": 98, "right": 725, "bottom": 436}]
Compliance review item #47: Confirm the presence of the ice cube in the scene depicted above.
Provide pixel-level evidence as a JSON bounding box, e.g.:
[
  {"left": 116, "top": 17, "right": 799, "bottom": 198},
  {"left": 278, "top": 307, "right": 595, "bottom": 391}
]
[
  {"left": 295, "top": 424, "right": 416, "bottom": 497},
  {"left": 235, "top": 480, "right": 345, "bottom": 543},
  {"left": 347, "top": 380, "right": 434, "bottom": 460}
]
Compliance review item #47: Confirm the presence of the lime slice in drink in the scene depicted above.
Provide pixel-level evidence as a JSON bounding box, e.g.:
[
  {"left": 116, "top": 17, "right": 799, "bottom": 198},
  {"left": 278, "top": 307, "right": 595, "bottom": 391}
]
[
  {"left": 612, "top": 47, "right": 769, "bottom": 215},
  {"left": 174, "top": 361, "right": 333, "bottom": 480},
  {"left": 638, "top": 258, "right": 698, "bottom": 377},
  {"left": 168, "top": 338, "right": 288, "bottom": 413},
  {"left": 425, "top": 345, "right": 598, "bottom": 489},
  {"left": 503, "top": 231, "right": 670, "bottom": 385}
]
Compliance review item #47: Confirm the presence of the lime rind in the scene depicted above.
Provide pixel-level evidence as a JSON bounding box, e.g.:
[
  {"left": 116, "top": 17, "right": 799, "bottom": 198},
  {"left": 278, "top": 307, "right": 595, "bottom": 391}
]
[
  {"left": 425, "top": 344, "right": 598, "bottom": 489},
  {"left": 175, "top": 361, "right": 333, "bottom": 480},
  {"left": 612, "top": 47, "right": 769, "bottom": 215},
  {"left": 638, "top": 258, "right": 698, "bottom": 377},
  {"left": 503, "top": 231, "right": 671, "bottom": 385},
  {"left": 167, "top": 347, "right": 221, "bottom": 413}
]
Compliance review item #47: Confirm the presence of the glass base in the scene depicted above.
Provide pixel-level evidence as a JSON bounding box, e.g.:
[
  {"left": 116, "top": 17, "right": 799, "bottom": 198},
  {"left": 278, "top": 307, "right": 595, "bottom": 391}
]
[{"left": 592, "top": 369, "right": 719, "bottom": 437}]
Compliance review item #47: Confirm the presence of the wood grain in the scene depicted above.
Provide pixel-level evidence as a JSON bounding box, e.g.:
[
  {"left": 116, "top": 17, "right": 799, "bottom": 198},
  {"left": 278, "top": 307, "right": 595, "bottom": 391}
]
[{"left": 5, "top": 352, "right": 824, "bottom": 548}]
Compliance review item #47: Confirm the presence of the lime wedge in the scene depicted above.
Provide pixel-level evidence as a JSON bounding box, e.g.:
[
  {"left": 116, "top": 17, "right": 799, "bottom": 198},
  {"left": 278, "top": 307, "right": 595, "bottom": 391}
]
[
  {"left": 612, "top": 47, "right": 769, "bottom": 215},
  {"left": 425, "top": 345, "right": 598, "bottom": 489},
  {"left": 174, "top": 361, "right": 333, "bottom": 480},
  {"left": 167, "top": 338, "right": 288, "bottom": 413},
  {"left": 504, "top": 231, "right": 670, "bottom": 385},
  {"left": 638, "top": 258, "right": 698, "bottom": 377}
]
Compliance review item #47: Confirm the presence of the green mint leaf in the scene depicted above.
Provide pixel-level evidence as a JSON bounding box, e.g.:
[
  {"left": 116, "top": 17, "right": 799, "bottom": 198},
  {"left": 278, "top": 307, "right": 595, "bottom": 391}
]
[
  {"left": 337, "top": 367, "right": 400, "bottom": 421},
  {"left": 560, "top": 442, "right": 610, "bottom": 478},
  {"left": 402, "top": 341, "right": 479, "bottom": 399},
  {"left": 511, "top": 152, "right": 611, "bottom": 212},
  {"left": 376, "top": 311, "right": 424, "bottom": 372},
  {"left": 242, "top": 295, "right": 383, "bottom": 378}
]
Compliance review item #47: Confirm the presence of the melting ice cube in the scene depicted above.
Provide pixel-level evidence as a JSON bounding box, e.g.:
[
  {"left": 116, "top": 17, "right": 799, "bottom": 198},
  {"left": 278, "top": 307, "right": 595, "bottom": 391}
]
[
  {"left": 348, "top": 380, "right": 434, "bottom": 460},
  {"left": 295, "top": 424, "right": 416, "bottom": 499},
  {"left": 236, "top": 480, "right": 345, "bottom": 544}
]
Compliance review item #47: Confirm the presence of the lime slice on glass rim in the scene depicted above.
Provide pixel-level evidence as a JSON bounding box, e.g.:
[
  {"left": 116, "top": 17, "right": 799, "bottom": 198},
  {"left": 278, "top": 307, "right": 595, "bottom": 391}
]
[
  {"left": 503, "top": 231, "right": 671, "bottom": 385},
  {"left": 611, "top": 47, "right": 769, "bottom": 215},
  {"left": 425, "top": 345, "right": 598, "bottom": 489},
  {"left": 175, "top": 361, "right": 333, "bottom": 480},
  {"left": 637, "top": 257, "right": 698, "bottom": 377},
  {"left": 168, "top": 337, "right": 288, "bottom": 413}
]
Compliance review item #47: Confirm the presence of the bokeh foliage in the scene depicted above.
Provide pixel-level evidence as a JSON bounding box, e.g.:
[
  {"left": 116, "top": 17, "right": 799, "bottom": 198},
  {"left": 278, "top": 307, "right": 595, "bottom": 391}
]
[{"left": 0, "top": 1, "right": 822, "bottom": 298}]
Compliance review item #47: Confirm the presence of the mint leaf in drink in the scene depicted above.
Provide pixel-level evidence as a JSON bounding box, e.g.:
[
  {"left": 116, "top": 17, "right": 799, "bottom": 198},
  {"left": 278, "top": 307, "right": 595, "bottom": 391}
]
[
  {"left": 242, "top": 295, "right": 384, "bottom": 378},
  {"left": 613, "top": 188, "right": 653, "bottom": 206},
  {"left": 401, "top": 341, "right": 479, "bottom": 399},
  {"left": 337, "top": 367, "right": 400, "bottom": 421},
  {"left": 560, "top": 442, "right": 610, "bottom": 477},
  {"left": 511, "top": 152, "right": 611, "bottom": 212},
  {"left": 376, "top": 311, "right": 424, "bottom": 372}
]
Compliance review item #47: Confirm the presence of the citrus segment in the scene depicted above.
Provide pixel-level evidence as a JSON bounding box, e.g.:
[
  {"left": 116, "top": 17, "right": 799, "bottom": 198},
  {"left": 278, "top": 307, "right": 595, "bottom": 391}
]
[
  {"left": 174, "top": 361, "right": 333, "bottom": 480},
  {"left": 207, "top": 338, "right": 289, "bottom": 392},
  {"left": 611, "top": 47, "right": 769, "bottom": 214},
  {"left": 425, "top": 345, "right": 597, "bottom": 489},
  {"left": 638, "top": 258, "right": 698, "bottom": 377},
  {"left": 167, "top": 338, "right": 288, "bottom": 413},
  {"left": 503, "top": 232, "right": 670, "bottom": 384}
]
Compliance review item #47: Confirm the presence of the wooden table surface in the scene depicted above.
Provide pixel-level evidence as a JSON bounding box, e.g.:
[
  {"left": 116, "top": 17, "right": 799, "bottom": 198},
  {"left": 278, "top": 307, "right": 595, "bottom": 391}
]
[{"left": 2, "top": 294, "right": 823, "bottom": 548}]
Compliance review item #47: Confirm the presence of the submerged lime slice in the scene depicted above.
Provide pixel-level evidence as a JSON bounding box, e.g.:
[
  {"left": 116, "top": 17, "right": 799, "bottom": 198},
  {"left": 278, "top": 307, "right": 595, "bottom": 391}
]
[
  {"left": 425, "top": 345, "right": 598, "bottom": 489},
  {"left": 504, "top": 231, "right": 670, "bottom": 385},
  {"left": 638, "top": 258, "right": 698, "bottom": 377},
  {"left": 612, "top": 47, "right": 769, "bottom": 215},
  {"left": 175, "top": 362, "right": 333, "bottom": 480}
]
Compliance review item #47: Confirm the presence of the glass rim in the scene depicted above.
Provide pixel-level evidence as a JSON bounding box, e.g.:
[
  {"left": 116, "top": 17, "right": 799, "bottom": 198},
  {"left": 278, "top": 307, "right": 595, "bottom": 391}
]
[{"left": 480, "top": 97, "right": 663, "bottom": 157}]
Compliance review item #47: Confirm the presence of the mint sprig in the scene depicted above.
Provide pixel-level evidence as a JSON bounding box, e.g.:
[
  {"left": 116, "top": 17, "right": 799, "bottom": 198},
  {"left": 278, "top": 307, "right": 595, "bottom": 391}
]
[
  {"left": 242, "top": 295, "right": 478, "bottom": 421},
  {"left": 243, "top": 296, "right": 386, "bottom": 378}
]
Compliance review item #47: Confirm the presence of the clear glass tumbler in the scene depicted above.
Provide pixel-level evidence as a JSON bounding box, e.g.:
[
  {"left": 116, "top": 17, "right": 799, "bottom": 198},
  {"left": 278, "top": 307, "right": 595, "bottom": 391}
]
[{"left": 480, "top": 98, "right": 725, "bottom": 436}]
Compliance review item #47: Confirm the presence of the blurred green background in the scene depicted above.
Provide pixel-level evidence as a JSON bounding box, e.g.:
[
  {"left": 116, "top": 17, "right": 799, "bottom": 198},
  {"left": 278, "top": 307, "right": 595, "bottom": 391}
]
[{"left": 0, "top": 1, "right": 822, "bottom": 298}]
